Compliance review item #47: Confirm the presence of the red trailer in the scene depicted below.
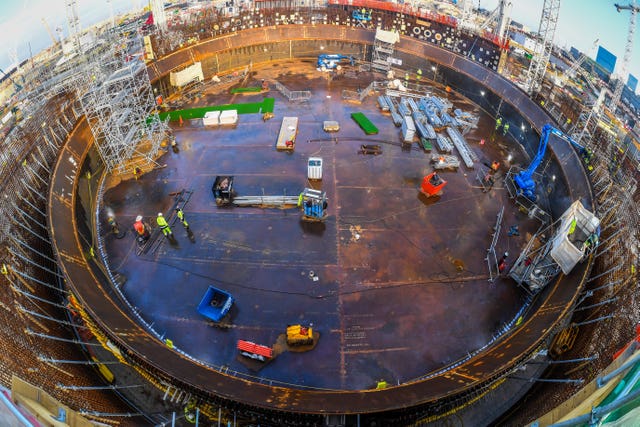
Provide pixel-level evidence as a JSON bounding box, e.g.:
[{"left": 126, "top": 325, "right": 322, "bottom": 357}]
[{"left": 237, "top": 340, "right": 273, "bottom": 362}]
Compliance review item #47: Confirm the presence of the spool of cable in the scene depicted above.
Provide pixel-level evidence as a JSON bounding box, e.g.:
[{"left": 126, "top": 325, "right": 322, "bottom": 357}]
[
  {"left": 413, "top": 26, "right": 422, "bottom": 35},
  {"left": 424, "top": 29, "right": 432, "bottom": 38},
  {"left": 435, "top": 33, "right": 442, "bottom": 41}
]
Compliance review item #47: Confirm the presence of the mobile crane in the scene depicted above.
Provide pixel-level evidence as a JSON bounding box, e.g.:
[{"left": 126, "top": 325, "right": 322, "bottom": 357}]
[{"left": 513, "top": 123, "right": 592, "bottom": 201}]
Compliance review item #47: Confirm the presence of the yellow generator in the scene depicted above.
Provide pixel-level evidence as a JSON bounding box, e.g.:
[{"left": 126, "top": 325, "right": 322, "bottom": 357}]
[{"left": 286, "top": 324, "right": 313, "bottom": 346}]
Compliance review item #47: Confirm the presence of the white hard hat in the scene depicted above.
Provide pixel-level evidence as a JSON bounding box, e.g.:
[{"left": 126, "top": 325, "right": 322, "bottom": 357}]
[
  {"left": 158, "top": 212, "right": 163, "bottom": 216},
  {"left": 136, "top": 215, "right": 143, "bottom": 222}
]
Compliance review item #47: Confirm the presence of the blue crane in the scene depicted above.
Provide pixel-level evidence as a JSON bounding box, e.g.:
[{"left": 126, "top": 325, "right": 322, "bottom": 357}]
[{"left": 514, "top": 123, "right": 592, "bottom": 201}]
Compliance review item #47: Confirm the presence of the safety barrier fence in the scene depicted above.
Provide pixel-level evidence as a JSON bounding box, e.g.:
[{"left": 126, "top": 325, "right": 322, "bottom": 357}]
[{"left": 273, "top": 80, "right": 312, "bottom": 101}]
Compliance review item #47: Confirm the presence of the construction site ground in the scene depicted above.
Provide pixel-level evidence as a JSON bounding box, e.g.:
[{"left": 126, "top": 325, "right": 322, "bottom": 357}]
[{"left": 101, "top": 61, "right": 539, "bottom": 392}]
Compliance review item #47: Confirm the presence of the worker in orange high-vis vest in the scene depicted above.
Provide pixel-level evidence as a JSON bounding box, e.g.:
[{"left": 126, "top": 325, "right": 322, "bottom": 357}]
[{"left": 133, "top": 215, "right": 150, "bottom": 241}]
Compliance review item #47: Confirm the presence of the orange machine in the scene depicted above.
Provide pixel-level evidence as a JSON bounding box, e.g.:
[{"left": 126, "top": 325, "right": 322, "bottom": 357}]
[{"left": 420, "top": 172, "right": 447, "bottom": 197}]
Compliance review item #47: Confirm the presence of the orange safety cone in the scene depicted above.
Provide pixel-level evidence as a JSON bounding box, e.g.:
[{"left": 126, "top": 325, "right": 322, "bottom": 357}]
[{"left": 179, "top": 115, "right": 184, "bottom": 126}]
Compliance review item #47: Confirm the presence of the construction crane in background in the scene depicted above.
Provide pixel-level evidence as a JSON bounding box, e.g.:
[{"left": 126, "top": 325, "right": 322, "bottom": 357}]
[
  {"left": 150, "top": 0, "right": 168, "bottom": 32},
  {"left": 479, "top": 0, "right": 512, "bottom": 74},
  {"left": 524, "top": 0, "right": 561, "bottom": 94},
  {"left": 65, "top": 0, "right": 82, "bottom": 56},
  {"left": 0, "top": 68, "right": 23, "bottom": 93},
  {"left": 41, "top": 17, "right": 59, "bottom": 47},
  {"left": 458, "top": 0, "right": 474, "bottom": 30},
  {"left": 566, "top": 38, "right": 599, "bottom": 80},
  {"left": 477, "top": 0, "right": 512, "bottom": 40},
  {"left": 610, "top": 1, "right": 640, "bottom": 111}
]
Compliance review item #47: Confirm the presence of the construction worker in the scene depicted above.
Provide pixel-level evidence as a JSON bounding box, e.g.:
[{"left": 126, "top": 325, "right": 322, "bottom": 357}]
[
  {"left": 176, "top": 208, "right": 189, "bottom": 229},
  {"left": 495, "top": 116, "right": 503, "bottom": 130},
  {"left": 498, "top": 252, "right": 509, "bottom": 273},
  {"left": 503, "top": 122, "right": 510, "bottom": 135},
  {"left": 416, "top": 68, "right": 422, "bottom": 81},
  {"left": 429, "top": 172, "right": 442, "bottom": 186},
  {"left": 156, "top": 213, "right": 173, "bottom": 237},
  {"left": 133, "top": 215, "right": 150, "bottom": 242},
  {"left": 404, "top": 72, "right": 410, "bottom": 82}
]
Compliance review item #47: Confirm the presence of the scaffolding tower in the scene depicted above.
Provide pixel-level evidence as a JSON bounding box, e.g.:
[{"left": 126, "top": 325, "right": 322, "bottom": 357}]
[
  {"left": 80, "top": 29, "right": 169, "bottom": 174},
  {"left": 65, "top": 0, "right": 83, "bottom": 56},
  {"left": 150, "top": 0, "right": 168, "bottom": 33},
  {"left": 371, "top": 28, "right": 399, "bottom": 74},
  {"left": 571, "top": 90, "right": 606, "bottom": 149},
  {"left": 524, "top": 0, "right": 560, "bottom": 94}
]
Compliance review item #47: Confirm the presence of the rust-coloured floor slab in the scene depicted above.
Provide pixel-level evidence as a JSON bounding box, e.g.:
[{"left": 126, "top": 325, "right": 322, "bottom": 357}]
[{"left": 102, "top": 66, "right": 537, "bottom": 391}]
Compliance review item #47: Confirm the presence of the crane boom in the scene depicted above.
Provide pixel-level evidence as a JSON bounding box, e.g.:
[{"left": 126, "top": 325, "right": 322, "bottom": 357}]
[
  {"left": 514, "top": 124, "right": 590, "bottom": 201},
  {"left": 566, "top": 39, "right": 598, "bottom": 79},
  {"left": 611, "top": 2, "right": 640, "bottom": 110},
  {"left": 41, "top": 17, "right": 58, "bottom": 45}
]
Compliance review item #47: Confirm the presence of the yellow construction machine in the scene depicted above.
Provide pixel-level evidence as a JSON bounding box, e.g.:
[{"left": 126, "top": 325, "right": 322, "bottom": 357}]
[{"left": 286, "top": 324, "right": 314, "bottom": 346}]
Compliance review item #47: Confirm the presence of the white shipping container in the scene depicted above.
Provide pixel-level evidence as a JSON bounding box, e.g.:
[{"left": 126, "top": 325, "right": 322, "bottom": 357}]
[
  {"left": 307, "top": 157, "right": 323, "bottom": 180},
  {"left": 402, "top": 116, "right": 416, "bottom": 142},
  {"left": 202, "top": 110, "right": 220, "bottom": 126},
  {"left": 219, "top": 110, "right": 238, "bottom": 125}
]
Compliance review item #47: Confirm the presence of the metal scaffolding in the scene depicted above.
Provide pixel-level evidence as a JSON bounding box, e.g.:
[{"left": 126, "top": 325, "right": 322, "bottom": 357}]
[
  {"left": 150, "top": 0, "right": 168, "bottom": 32},
  {"left": 524, "top": 0, "right": 560, "bottom": 94},
  {"left": 371, "top": 28, "right": 398, "bottom": 74},
  {"left": 571, "top": 90, "right": 606, "bottom": 149},
  {"left": 79, "top": 28, "right": 169, "bottom": 174}
]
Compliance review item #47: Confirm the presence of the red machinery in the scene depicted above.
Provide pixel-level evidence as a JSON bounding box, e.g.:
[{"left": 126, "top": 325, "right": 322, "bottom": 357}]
[
  {"left": 420, "top": 172, "right": 447, "bottom": 197},
  {"left": 237, "top": 340, "right": 273, "bottom": 362}
]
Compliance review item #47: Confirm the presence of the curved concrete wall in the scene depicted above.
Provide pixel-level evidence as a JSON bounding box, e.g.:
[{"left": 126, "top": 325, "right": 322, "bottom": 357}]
[{"left": 48, "top": 24, "right": 594, "bottom": 419}]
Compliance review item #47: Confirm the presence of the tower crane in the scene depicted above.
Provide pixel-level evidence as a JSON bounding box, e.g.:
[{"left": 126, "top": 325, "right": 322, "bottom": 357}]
[
  {"left": 524, "top": 0, "right": 561, "bottom": 94},
  {"left": 65, "top": 0, "right": 82, "bottom": 56},
  {"left": 41, "top": 17, "right": 59, "bottom": 46},
  {"left": 610, "top": 2, "right": 640, "bottom": 111}
]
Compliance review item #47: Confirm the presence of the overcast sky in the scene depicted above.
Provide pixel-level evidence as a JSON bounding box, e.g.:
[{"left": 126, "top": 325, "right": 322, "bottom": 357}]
[{"left": 1, "top": 1, "right": 639, "bottom": 83}]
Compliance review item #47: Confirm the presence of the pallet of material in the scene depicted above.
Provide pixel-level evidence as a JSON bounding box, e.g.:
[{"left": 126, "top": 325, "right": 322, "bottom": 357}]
[
  {"left": 407, "top": 98, "right": 420, "bottom": 113},
  {"left": 276, "top": 116, "right": 298, "bottom": 150},
  {"left": 401, "top": 116, "right": 416, "bottom": 143},
  {"left": 446, "top": 126, "right": 478, "bottom": 168},
  {"left": 323, "top": 120, "right": 340, "bottom": 132},
  {"left": 431, "top": 154, "right": 460, "bottom": 170},
  {"left": 351, "top": 112, "right": 379, "bottom": 135},
  {"left": 377, "top": 96, "right": 390, "bottom": 112},
  {"left": 389, "top": 104, "right": 404, "bottom": 127},
  {"left": 436, "top": 133, "right": 454, "bottom": 153},
  {"left": 398, "top": 101, "right": 411, "bottom": 117},
  {"left": 420, "top": 138, "right": 433, "bottom": 152},
  {"left": 413, "top": 113, "right": 437, "bottom": 140}
]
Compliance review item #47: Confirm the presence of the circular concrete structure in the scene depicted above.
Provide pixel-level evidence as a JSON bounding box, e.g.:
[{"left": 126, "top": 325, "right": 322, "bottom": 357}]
[{"left": 49, "top": 12, "right": 594, "bottom": 425}]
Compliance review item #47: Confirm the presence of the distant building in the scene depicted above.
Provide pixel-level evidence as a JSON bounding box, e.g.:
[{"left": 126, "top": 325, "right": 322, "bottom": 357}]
[
  {"left": 569, "top": 46, "right": 581, "bottom": 61},
  {"left": 510, "top": 32, "right": 526, "bottom": 45},
  {"left": 510, "top": 20, "right": 524, "bottom": 31},
  {"left": 628, "top": 74, "right": 638, "bottom": 93},
  {"left": 581, "top": 56, "right": 612, "bottom": 84},
  {"left": 595, "top": 46, "right": 617, "bottom": 75}
]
